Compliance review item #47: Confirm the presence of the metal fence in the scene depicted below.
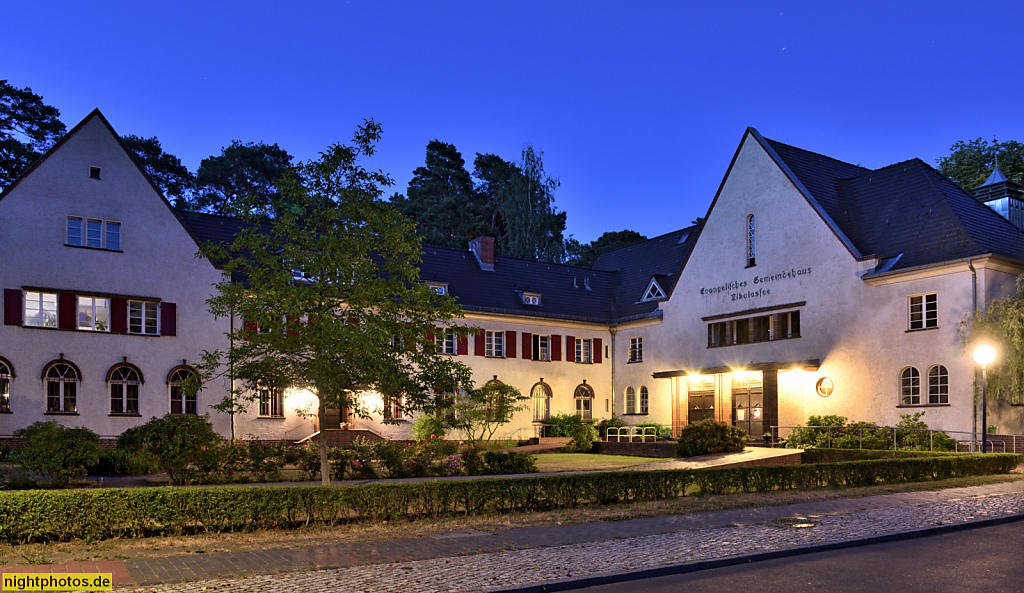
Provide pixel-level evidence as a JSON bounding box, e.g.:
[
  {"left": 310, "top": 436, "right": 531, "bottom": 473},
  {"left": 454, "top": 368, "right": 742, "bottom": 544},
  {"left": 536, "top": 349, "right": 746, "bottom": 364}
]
[
  {"left": 771, "top": 425, "right": 1023, "bottom": 453},
  {"left": 605, "top": 426, "right": 660, "bottom": 442}
]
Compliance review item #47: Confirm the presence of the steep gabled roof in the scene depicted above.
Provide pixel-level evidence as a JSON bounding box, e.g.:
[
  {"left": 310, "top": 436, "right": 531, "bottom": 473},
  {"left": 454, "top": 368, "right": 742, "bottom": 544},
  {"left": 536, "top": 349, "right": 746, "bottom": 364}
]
[
  {"left": 593, "top": 226, "right": 697, "bottom": 320},
  {"left": 763, "top": 135, "right": 1024, "bottom": 272}
]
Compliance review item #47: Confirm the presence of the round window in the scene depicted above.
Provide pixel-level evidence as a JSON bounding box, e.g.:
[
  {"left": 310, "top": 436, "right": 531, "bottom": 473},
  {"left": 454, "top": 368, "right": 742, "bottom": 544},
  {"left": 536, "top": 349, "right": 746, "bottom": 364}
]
[{"left": 816, "top": 377, "right": 834, "bottom": 397}]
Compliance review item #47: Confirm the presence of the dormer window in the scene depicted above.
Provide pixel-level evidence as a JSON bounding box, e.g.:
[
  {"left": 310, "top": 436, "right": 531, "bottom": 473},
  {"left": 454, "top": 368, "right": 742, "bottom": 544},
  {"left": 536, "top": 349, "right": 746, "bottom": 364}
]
[
  {"left": 521, "top": 292, "right": 542, "bottom": 306},
  {"left": 427, "top": 282, "right": 448, "bottom": 295},
  {"left": 640, "top": 278, "right": 666, "bottom": 302}
]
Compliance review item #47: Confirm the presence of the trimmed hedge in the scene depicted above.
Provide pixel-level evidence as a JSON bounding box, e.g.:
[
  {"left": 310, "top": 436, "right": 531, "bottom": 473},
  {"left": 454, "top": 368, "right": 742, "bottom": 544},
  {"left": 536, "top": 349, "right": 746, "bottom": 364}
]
[
  {"left": 802, "top": 449, "right": 959, "bottom": 464},
  {"left": 0, "top": 453, "right": 1016, "bottom": 544}
]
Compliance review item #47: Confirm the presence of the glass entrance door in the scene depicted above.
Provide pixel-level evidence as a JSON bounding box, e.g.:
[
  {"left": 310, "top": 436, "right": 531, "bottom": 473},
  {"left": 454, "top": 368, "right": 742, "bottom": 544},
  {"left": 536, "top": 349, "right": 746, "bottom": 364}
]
[{"left": 731, "top": 374, "right": 763, "bottom": 438}]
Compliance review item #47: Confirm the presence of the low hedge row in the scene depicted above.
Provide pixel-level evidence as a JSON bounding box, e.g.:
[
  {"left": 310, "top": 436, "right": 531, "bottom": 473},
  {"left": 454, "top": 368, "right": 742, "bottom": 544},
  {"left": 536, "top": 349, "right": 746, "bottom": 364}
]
[
  {"left": 801, "top": 449, "right": 960, "bottom": 464},
  {"left": 0, "top": 453, "right": 1016, "bottom": 543}
]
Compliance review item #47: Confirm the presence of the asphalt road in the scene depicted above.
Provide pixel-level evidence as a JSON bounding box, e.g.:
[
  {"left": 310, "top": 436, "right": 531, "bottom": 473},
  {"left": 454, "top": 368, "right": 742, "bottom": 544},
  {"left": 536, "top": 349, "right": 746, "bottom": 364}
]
[{"left": 577, "top": 520, "right": 1024, "bottom": 593}]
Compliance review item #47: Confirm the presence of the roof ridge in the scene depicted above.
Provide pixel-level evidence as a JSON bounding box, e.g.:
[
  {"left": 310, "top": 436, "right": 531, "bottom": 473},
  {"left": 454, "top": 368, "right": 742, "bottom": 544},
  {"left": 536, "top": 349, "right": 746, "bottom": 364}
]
[
  {"left": 595, "top": 225, "right": 698, "bottom": 260},
  {"left": 421, "top": 243, "right": 616, "bottom": 275},
  {"left": 763, "top": 137, "right": 870, "bottom": 174}
]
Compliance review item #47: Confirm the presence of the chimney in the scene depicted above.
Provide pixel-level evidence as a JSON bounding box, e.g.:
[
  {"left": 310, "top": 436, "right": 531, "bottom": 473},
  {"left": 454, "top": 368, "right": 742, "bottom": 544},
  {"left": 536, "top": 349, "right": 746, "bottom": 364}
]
[{"left": 468, "top": 237, "right": 495, "bottom": 271}]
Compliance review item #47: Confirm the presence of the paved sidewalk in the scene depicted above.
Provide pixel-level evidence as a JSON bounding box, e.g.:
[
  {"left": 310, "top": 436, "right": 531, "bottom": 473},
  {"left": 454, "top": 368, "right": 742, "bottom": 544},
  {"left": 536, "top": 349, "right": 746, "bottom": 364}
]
[{"left": 10, "top": 478, "right": 1017, "bottom": 591}]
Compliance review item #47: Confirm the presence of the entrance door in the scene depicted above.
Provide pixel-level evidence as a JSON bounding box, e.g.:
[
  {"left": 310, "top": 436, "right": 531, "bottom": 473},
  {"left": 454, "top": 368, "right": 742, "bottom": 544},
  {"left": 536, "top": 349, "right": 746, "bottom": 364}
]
[
  {"left": 731, "top": 376, "right": 763, "bottom": 437},
  {"left": 687, "top": 376, "right": 716, "bottom": 425}
]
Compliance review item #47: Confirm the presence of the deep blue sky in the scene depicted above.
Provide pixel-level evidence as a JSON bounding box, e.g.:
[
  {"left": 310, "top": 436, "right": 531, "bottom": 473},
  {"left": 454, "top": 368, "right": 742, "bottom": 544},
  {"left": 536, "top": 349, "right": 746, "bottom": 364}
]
[{"left": 8, "top": 1, "right": 1024, "bottom": 243}]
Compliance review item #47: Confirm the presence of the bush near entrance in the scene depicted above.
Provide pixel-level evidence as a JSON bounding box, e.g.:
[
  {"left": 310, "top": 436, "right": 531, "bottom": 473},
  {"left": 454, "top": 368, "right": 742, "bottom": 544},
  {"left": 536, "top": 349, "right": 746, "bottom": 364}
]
[
  {"left": 12, "top": 422, "right": 100, "bottom": 487},
  {"left": 1, "top": 452, "right": 1014, "bottom": 544},
  {"left": 784, "top": 413, "right": 958, "bottom": 451},
  {"left": 676, "top": 419, "right": 747, "bottom": 457}
]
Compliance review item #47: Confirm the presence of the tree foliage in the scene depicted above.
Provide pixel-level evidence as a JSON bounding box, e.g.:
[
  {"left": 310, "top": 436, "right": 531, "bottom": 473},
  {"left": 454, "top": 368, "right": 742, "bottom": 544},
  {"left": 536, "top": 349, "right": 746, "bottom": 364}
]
[
  {"left": 0, "top": 80, "right": 66, "bottom": 189},
  {"left": 395, "top": 141, "right": 568, "bottom": 262},
  {"left": 196, "top": 140, "right": 296, "bottom": 217},
  {"left": 960, "top": 276, "right": 1024, "bottom": 404},
  {"left": 937, "top": 137, "right": 1024, "bottom": 190},
  {"left": 565, "top": 229, "right": 648, "bottom": 267},
  {"left": 201, "top": 120, "right": 473, "bottom": 485},
  {"left": 451, "top": 380, "right": 529, "bottom": 444},
  {"left": 121, "top": 134, "right": 196, "bottom": 210},
  {"left": 13, "top": 421, "right": 99, "bottom": 486}
]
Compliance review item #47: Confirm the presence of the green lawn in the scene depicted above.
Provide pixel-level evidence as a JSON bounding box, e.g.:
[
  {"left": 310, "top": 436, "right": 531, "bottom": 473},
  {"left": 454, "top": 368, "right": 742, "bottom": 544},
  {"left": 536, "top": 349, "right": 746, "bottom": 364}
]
[{"left": 533, "top": 453, "right": 665, "bottom": 473}]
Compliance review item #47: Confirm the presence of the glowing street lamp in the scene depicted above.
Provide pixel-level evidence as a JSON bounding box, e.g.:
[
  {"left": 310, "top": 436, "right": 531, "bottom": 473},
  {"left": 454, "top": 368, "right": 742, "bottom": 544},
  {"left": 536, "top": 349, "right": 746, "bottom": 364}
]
[{"left": 973, "top": 344, "right": 997, "bottom": 453}]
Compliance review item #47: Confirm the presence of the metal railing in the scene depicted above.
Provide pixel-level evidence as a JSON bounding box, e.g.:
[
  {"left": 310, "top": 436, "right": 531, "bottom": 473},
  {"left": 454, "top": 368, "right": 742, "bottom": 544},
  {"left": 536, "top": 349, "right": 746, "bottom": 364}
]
[
  {"left": 606, "top": 426, "right": 660, "bottom": 442},
  {"left": 770, "top": 425, "right": 1023, "bottom": 453}
]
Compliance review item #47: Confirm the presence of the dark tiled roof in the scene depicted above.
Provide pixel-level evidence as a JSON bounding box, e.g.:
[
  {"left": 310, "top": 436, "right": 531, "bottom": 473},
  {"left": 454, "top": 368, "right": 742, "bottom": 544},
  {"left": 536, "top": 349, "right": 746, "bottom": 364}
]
[
  {"left": 592, "top": 227, "right": 698, "bottom": 319},
  {"left": 418, "top": 246, "right": 616, "bottom": 323},
  {"left": 763, "top": 137, "right": 1024, "bottom": 272}
]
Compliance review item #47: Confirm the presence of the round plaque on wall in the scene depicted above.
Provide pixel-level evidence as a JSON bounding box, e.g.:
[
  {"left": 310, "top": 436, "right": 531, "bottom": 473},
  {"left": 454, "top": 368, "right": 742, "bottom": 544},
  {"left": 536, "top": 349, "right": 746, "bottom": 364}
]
[{"left": 816, "top": 377, "right": 834, "bottom": 397}]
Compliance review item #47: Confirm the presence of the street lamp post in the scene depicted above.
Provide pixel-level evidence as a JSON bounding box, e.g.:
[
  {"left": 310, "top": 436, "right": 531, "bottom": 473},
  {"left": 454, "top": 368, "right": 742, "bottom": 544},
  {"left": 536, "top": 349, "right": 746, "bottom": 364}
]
[{"left": 973, "top": 344, "right": 996, "bottom": 453}]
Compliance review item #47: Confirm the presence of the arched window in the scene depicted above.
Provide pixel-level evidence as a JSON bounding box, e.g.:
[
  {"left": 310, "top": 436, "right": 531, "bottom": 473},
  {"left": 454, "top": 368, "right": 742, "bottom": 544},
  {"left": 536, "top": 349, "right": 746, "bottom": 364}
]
[
  {"left": 108, "top": 364, "right": 142, "bottom": 415},
  {"left": 927, "top": 365, "right": 948, "bottom": 405},
  {"left": 167, "top": 366, "right": 199, "bottom": 415},
  {"left": 746, "top": 214, "right": 756, "bottom": 267},
  {"left": 639, "top": 386, "right": 649, "bottom": 414},
  {"left": 625, "top": 387, "right": 636, "bottom": 414},
  {"left": 531, "top": 381, "right": 551, "bottom": 422},
  {"left": 0, "top": 358, "right": 12, "bottom": 413},
  {"left": 44, "top": 361, "right": 79, "bottom": 413},
  {"left": 900, "top": 367, "right": 920, "bottom": 406},
  {"left": 574, "top": 383, "right": 594, "bottom": 420}
]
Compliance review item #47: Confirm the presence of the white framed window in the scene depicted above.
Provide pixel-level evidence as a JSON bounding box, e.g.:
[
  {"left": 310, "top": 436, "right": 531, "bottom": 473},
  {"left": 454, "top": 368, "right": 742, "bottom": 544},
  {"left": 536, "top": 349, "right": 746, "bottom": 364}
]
[
  {"left": 109, "top": 365, "right": 141, "bottom": 415},
  {"left": 66, "top": 217, "right": 120, "bottom": 250},
  {"left": 629, "top": 337, "right": 643, "bottom": 363},
  {"left": 574, "top": 383, "right": 594, "bottom": 420},
  {"left": 531, "top": 381, "right": 551, "bottom": 421},
  {"left": 383, "top": 394, "right": 403, "bottom": 421},
  {"left": 485, "top": 330, "right": 504, "bottom": 357},
  {"left": 639, "top": 386, "right": 649, "bottom": 414},
  {"left": 77, "top": 296, "right": 110, "bottom": 331},
  {"left": 927, "top": 365, "right": 948, "bottom": 404},
  {"left": 45, "top": 362, "right": 78, "bottom": 414},
  {"left": 532, "top": 334, "right": 550, "bottom": 361},
  {"left": 259, "top": 386, "right": 284, "bottom": 417},
  {"left": 625, "top": 386, "right": 636, "bottom": 414},
  {"left": 0, "top": 360, "right": 11, "bottom": 413},
  {"left": 435, "top": 328, "right": 457, "bottom": 355},
  {"left": 521, "top": 292, "right": 541, "bottom": 306},
  {"left": 575, "top": 338, "right": 592, "bottom": 364},
  {"left": 129, "top": 300, "right": 159, "bottom": 335},
  {"left": 909, "top": 294, "right": 937, "bottom": 330},
  {"left": 24, "top": 291, "right": 57, "bottom": 328},
  {"left": 746, "top": 214, "right": 756, "bottom": 267},
  {"left": 169, "top": 368, "right": 199, "bottom": 415},
  {"left": 427, "top": 282, "right": 448, "bottom": 295},
  {"left": 900, "top": 367, "right": 920, "bottom": 405},
  {"left": 640, "top": 278, "right": 666, "bottom": 302}
]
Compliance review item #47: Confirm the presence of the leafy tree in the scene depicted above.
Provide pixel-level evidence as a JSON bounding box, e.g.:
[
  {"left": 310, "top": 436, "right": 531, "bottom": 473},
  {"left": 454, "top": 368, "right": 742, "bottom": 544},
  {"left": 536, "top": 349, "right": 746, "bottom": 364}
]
[
  {"left": 392, "top": 140, "right": 490, "bottom": 249},
  {"left": 13, "top": 421, "right": 99, "bottom": 486},
  {"left": 960, "top": 276, "right": 1024, "bottom": 404},
  {"left": 565, "top": 230, "right": 648, "bottom": 267},
  {"left": 201, "top": 120, "right": 473, "bottom": 485},
  {"left": 121, "top": 134, "right": 196, "bottom": 210},
  {"left": 937, "top": 138, "right": 1024, "bottom": 190},
  {"left": 195, "top": 140, "right": 296, "bottom": 216},
  {"left": 452, "top": 380, "right": 529, "bottom": 444},
  {"left": 0, "top": 80, "right": 66, "bottom": 188},
  {"left": 120, "top": 414, "right": 223, "bottom": 485}
]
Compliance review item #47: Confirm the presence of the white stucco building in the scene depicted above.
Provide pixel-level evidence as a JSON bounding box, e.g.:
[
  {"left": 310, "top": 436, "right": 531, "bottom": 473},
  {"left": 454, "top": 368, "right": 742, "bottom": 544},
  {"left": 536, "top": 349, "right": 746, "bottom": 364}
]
[{"left": 2, "top": 111, "right": 1023, "bottom": 445}]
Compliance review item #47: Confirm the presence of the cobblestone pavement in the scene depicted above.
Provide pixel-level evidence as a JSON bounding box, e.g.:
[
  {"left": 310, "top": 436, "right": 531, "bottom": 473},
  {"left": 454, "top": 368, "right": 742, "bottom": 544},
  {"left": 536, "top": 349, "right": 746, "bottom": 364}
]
[{"left": 118, "top": 480, "right": 1024, "bottom": 593}]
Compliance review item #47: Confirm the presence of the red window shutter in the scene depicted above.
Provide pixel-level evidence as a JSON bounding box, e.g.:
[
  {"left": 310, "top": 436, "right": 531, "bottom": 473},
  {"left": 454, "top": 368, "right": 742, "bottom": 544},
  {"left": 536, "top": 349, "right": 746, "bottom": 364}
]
[
  {"left": 566, "top": 335, "right": 576, "bottom": 363},
  {"left": 426, "top": 329, "right": 434, "bottom": 344},
  {"left": 243, "top": 317, "right": 257, "bottom": 341},
  {"left": 522, "top": 332, "right": 532, "bottom": 360},
  {"left": 160, "top": 302, "right": 177, "bottom": 336},
  {"left": 551, "top": 334, "right": 562, "bottom": 361},
  {"left": 475, "top": 330, "right": 486, "bottom": 356},
  {"left": 594, "top": 338, "right": 603, "bottom": 364},
  {"left": 4, "top": 289, "right": 22, "bottom": 326},
  {"left": 457, "top": 334, "right": 468, "bottom": 355},
  {"left": 58, "top": 293, "right": 76, "bottom": 330},
  {"left": 286, "top": 315, "right": 299, "bottom": 337},
  {"left": 505, "top": 330, "right": 516, "bottom": 358},
  {"left": 110, "top": 297, "right": 128, "bottom": 334}
]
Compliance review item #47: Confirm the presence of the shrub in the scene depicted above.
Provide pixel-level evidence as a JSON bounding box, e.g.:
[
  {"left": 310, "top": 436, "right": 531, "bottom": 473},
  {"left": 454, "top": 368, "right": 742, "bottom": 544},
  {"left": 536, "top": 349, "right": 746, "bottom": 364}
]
[
  {"left": 412, "top": 414, "right": 447, "bottom": 441},
  {"left": 0, "top": 453, "right": 1014, "bottom": 544},
  {"left": 88, "top": 449, "right": 160, "bottom": 477},
  {"left": 785, "top": 412, "right": 957, "bottom": 451},
  {"left": 567, "top": 420, "right": 598, "bottom": 453},
  {"left": 676, "top": 419, "right": 747, "bottom": 458},
  {"left": 373, "top": 441, "right": 412, "bottom": 478},
  {"left": 293, "top": 441, "right": 322, "bottom": 480},
  {"left": 596, "top": 417, "right": 627, "bottom": 439},
  {"left": 482, "top": 451, "right": 538, "bottom": 474},
  {"left": 225, "top": 441, "right": 287, "bottom": 483},
  {"left": 127, "top": 415, "right": 224, "bottom": 485},
  {"left": 13, "top": 422, "right": 100, "bottom": 486},
  {"left": 543, "top": 412, "right": 581, "bottom": 438},
  {"left": 636, "top": 421, "right": 672, "bottom": 438}
]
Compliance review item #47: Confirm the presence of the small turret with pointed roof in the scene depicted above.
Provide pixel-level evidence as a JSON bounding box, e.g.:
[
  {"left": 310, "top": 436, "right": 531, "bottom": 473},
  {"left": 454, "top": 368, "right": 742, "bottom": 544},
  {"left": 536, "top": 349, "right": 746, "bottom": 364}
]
[{"left": 974, "top": 152, "right": 1024, "bottom": 229}]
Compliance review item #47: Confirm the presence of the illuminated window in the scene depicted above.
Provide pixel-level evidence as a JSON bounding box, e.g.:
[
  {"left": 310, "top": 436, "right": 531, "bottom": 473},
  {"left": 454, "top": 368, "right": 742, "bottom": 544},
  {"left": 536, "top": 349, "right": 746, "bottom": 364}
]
[
  {"left": 24, "top": 291, "right": 58, "bottom": 328},
  {"left": 77, "top": 296, "right": 110, "bottom": 331}
]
